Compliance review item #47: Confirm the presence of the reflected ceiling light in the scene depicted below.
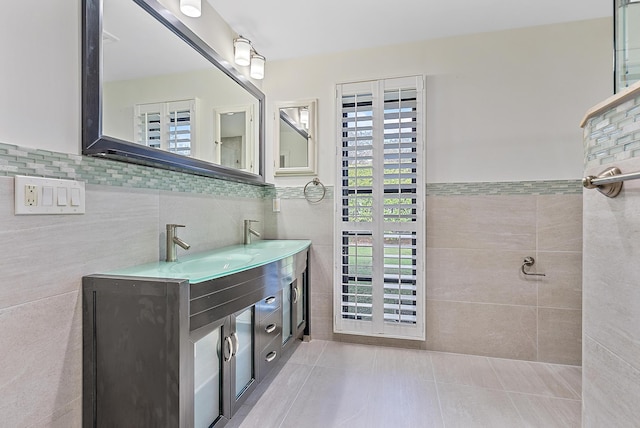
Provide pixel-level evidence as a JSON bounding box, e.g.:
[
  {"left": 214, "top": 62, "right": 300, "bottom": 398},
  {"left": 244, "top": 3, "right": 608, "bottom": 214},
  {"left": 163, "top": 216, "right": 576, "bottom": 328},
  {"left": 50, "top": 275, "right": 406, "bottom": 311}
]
[
  {"left": 180, "top": 0, "right": 201, "bottom": 17},
  {"left": 250, "top": 53, "right": 265, "bottom": 80},
  {"left": 234, "top": 37, "right": 252, "bottom": 67},
  {"left": 300, "top": 108, "right": 309, "bottom": 128}
]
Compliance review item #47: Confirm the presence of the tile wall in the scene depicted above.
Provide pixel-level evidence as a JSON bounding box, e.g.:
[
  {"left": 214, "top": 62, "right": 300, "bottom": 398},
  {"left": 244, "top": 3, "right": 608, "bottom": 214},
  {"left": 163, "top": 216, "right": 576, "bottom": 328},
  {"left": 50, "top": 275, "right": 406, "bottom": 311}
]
[
  {"left": 0, "top": 143, "right": 267, "bottom": 427},
  {"left": 582, "top": 85, "right": 640, "bottom": 426},
  {"left": 265, "top": 180, "right": 584, "bottom": 365}
]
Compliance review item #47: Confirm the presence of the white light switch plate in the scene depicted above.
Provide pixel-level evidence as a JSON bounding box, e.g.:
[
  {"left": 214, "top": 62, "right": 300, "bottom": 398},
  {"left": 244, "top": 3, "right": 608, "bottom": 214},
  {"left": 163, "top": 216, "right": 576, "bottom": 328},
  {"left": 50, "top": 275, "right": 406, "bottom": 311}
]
[{"left": 14, "top": 176, "right": 86, "bottom": 215}]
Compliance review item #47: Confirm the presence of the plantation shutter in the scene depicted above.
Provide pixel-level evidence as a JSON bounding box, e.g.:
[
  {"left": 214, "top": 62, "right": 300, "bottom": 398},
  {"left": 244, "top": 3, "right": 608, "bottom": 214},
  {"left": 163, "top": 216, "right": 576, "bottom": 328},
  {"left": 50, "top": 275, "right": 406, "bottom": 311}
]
[
  {"left": 135, "top": 99, "right": 195, "bottom": 156},
  {"left": 335, "top": 76, "right": 424, "bottom": 340}
]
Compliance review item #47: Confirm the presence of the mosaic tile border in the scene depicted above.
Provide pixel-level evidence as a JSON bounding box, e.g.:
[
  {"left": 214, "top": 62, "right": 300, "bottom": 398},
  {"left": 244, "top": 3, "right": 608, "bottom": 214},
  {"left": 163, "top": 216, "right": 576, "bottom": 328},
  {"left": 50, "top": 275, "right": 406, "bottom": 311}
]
[
  {"left": 426, "top": 180, "right": 583, "bottom": 196},
  {"left": 0, "top": 142, "right": 269, "bottom": 199},
  {"left": 274, "top": 185, "right": 334, "bottom": 200},
  {"left": 584, "top": 91, "right": 640, "bottom": 168}
]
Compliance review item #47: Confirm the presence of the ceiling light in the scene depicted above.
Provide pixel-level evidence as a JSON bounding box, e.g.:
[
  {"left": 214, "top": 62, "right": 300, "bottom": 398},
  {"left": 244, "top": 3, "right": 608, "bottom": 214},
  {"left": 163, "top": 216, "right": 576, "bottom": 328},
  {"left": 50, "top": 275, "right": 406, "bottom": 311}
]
[
  {"left": 250, "top": 53, "right": 265, "bottom": 80},
  {"left": 180, "top": 0, "right": 201, "bottom": 17},
  {"left": 234, "top": 37, "right": 252, "bottom": 67}
]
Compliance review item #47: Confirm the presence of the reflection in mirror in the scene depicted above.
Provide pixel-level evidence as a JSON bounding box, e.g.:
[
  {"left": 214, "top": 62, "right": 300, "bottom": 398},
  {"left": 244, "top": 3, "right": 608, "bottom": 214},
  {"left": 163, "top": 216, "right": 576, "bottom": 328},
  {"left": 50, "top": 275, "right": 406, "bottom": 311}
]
[
  {"left": 83, "top": 0, "right": 266, "bottom": 184},
  {"left": 216, "top": 106, "right": 255, "bottom": 171},
  {"left": 274, "top": 100, "right": 317, "bottom": 176}
]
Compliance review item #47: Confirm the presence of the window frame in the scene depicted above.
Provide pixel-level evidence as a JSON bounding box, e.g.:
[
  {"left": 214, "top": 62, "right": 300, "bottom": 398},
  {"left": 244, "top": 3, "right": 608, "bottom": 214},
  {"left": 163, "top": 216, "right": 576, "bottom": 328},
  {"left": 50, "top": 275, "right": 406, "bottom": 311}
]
[{"left": 334, "top": 76, "right": 425, "bottom": 341}]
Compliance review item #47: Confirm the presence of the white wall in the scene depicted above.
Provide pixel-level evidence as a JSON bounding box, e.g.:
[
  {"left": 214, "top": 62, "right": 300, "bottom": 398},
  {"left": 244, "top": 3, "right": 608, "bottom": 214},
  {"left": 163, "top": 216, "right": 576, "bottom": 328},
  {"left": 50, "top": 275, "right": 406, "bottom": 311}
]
[
  {"left": 0, "top": 0, "right": 250, "bottom": 156},
  {"left": 263, "top": 18, "right": 613, "bottom": 185}
]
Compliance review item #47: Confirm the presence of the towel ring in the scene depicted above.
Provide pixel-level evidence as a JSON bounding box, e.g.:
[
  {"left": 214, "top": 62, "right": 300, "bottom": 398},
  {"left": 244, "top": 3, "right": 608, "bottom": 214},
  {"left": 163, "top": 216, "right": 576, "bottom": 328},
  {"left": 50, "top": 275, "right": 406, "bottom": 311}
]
[{"left": 303, "top": 178, "right": 326, "bottom": 203}]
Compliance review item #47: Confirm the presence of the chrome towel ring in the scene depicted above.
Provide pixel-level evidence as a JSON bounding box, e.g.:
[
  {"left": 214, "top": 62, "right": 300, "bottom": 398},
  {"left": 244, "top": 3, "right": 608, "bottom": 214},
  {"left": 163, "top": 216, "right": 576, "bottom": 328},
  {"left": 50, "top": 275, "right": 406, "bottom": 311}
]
[
  {"left": 521, "top": 256, "right": 546, "bottom": 277},
  {"left": 303, "top": 178, "right": 326, "bottom": 203}
]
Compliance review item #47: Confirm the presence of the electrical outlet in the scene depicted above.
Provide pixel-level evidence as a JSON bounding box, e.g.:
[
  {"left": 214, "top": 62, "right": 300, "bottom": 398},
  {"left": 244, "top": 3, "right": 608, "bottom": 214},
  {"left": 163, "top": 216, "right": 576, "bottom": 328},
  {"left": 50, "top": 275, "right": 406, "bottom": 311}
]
[
  {"left": 15, "top": 176, "right": 85, "bottom": 215},
  {"left": 25, "top": 185, "right": 37, "bottom": 206}
]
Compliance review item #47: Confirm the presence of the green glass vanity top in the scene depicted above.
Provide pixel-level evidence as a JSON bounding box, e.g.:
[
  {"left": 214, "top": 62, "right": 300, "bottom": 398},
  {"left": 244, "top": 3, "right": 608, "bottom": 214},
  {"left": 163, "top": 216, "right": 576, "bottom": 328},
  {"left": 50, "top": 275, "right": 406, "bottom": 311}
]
[{"left": 105, "top": 239, "right": 311, "bottom": 284}]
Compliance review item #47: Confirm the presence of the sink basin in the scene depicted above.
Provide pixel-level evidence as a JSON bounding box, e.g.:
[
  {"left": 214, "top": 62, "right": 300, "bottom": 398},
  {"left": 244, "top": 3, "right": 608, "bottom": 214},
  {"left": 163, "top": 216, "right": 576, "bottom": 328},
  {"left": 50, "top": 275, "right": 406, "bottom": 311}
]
[
  {"left": 169, "top": 253, "right": 254, "bottom": 276},
  {"left": 105, "top": 239, "right": 311, "bottom": 283}
]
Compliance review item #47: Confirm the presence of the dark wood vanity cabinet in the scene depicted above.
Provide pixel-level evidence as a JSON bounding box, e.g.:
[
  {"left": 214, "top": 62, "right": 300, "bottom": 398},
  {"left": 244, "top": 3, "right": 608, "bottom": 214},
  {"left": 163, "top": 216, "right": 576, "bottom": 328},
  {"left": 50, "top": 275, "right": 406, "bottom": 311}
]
[{"left": 82, "top": 249, "right": 308, "bottom": 428}]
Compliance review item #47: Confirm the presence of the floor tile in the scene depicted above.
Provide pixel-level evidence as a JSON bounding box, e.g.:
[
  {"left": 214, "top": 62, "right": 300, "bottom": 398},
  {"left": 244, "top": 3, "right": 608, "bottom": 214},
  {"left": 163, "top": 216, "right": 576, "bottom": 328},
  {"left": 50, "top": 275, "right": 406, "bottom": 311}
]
[
  {"left": 279, "top": 365, "right": 374, "bottom": 428},
  {"left": 508, "top": 392, "right": 581, "bottom": 428},
  {"left": 547, "top": 364, "right": 582, "bottom": 399},
  {"left": 374, "top": 346, "right": 434, "bottom": 382},
  {"left": 437, "top": 382, "right": 523, "bottom": 428},
  {"left": 287, "top": 339, "right": 328, "bottom": 366},
  {"left": 231, "top": 362, "right": 313, "bottom": 428},
  {"left": 430, "top": 352, "right": 503, "bottom": 389},
  {"left": 489, "top": 358, "right": 579, "bottom": 399},
  {"left": 314, "top": 341, "right": 376, "bottom": 373},
  {"left": 356, "top": 377, "right": 444, "bottom": 428}
]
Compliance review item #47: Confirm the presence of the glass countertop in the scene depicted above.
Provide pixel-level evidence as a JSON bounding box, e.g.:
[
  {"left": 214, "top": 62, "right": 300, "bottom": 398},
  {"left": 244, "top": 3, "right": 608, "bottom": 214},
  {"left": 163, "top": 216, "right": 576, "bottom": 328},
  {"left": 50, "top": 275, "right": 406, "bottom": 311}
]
[{"left": 104, "top": 239, "right": 311, "bottom": 284}]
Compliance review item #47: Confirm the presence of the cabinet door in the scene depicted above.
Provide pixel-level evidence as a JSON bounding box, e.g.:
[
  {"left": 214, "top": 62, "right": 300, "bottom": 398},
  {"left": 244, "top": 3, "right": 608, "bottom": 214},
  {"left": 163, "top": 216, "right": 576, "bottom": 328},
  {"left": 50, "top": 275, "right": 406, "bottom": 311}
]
[
  {"left": 229, "top": 306, "right": 257, "bottom": 413},
  {"left": 282, "top": 284, "right": 293, "bottom": 345},
  {"left": 192, "top": 318, "right": 230, "bottom": 428},
  {"left": 294, "top": 271, "right": 307, "bottom": 332}
]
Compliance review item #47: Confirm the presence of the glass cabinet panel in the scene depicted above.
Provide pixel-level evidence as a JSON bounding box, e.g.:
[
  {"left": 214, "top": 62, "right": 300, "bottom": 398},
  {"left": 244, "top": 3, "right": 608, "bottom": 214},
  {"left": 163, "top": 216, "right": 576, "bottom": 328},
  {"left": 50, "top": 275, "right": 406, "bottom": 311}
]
[
  {"left": 193, "top": 327, "right": 223, "bottom": 428},
  {"left": 234, "top": 307, "right": 254, "bottom": 398},
  {"left": 295, "top": 274, "right": 306, "bottom": 330},
  {"left": 282, "top": 285, "right": 293, "bottom": 345}
]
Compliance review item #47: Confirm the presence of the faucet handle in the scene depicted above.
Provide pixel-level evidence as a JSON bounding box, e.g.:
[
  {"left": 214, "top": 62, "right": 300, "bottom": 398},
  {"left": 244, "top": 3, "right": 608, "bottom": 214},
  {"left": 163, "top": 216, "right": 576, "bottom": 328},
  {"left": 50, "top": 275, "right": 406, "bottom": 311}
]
[{"left": 167, "top": 223, "right": 186, "bottom": 229}]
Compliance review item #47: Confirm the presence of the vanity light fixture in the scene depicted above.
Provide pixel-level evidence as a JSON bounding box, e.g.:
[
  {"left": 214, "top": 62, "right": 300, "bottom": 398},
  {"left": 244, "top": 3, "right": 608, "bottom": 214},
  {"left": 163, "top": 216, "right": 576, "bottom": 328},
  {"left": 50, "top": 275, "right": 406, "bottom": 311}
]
[
  {"left": 179, "top": 0, "right": 201, "bottom": 17},
  {"left": 234, "top": 36, "right": 252, "bottom": 66},
  {"left": 250, "top": 53, "right": 265, "bottom": 80}
]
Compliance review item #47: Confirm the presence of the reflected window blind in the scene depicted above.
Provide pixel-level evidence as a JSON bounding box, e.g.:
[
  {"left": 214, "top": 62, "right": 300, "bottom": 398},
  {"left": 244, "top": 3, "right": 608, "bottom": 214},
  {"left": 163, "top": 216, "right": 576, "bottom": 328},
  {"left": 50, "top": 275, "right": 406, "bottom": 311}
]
[
  {"left": 335, "top": 76, "right": 424, "bottom": 340},
  {"left": 135, "top": 99, "right": 195, "bottom": 156}
]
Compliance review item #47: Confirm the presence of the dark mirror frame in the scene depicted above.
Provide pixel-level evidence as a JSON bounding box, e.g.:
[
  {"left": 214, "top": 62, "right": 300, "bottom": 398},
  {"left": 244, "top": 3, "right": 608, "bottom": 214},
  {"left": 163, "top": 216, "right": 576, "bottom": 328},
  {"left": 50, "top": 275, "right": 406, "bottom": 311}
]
[{"left": 82, "top": 0, "right": 266, "bottom": 185}]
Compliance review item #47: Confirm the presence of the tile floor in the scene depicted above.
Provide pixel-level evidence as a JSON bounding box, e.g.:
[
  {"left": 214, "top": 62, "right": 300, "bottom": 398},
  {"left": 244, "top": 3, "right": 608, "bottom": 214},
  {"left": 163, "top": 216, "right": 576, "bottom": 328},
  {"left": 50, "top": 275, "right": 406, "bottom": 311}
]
[{"left": 227, "top": 340, "right": 582, "bottom": 428}]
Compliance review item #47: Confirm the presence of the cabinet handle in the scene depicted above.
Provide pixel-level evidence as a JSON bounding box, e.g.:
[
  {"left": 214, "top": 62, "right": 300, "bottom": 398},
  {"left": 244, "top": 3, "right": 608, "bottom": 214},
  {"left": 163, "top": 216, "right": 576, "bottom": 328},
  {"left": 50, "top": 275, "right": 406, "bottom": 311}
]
[
  {"left": 265, "top": 351, "right": 277, "bottom": 362},
  {"left": 292, "top": 286, "right": 299, "bottom": 304},
  {"left": 265, "top": 296, "right": 276, "bottom": 305},
  {"left": 231, "top": 332, "right": 239, "bottom": 357},
  {"left": 265, "top": 323, "right": 277, "bottom": 334},
  {"left": 223, "top": 336, "right": 233, "bottom": 362}
]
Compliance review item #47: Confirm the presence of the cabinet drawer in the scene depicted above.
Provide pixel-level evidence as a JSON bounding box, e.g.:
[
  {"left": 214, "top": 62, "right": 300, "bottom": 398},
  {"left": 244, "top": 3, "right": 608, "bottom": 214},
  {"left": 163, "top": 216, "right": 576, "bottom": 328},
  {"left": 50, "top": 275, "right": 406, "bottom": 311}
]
[
  {"left": 256, "top": 292, "right": 280, "bottom": 321},
  {"left": 258, "top": 309, "right": 281, "bottom": 351},
  {"left": 259, "top": 334, "right": 281, "bottom": 380}
]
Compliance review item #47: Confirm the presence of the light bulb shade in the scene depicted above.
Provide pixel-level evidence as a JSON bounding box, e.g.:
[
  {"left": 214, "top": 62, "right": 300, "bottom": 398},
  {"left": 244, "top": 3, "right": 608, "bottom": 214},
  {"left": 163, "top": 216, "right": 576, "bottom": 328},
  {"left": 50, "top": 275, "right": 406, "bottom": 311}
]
[
  {"left": 234, "top": 37, "right": 252, "bottom": 66},
  {"left": 300, "top": 108, "right": 309, "bottom": 128},
  {"left": 250, "top": 53, "right": 265, "bottom": 80},
  {"left": 180, "top": 0, "right": 201, "bottom": 17}
]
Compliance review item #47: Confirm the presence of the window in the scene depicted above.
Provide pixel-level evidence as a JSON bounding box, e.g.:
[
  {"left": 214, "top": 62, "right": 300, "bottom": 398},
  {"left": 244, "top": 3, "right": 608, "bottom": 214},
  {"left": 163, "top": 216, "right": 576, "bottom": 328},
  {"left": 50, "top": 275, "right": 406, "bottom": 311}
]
[
  {"left": 135, "top": 99, "right": 195, "bottom": 157},
  {"left": 334, "top": 76, "right": 425, "bottom": 340}
]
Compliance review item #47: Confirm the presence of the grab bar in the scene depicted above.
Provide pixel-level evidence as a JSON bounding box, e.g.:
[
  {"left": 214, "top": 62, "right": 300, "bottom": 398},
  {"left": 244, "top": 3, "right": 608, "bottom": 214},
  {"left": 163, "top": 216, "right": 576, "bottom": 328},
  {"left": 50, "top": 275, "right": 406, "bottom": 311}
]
[{"left": 583, "top": 166, "right": 640, "bottom": 198}]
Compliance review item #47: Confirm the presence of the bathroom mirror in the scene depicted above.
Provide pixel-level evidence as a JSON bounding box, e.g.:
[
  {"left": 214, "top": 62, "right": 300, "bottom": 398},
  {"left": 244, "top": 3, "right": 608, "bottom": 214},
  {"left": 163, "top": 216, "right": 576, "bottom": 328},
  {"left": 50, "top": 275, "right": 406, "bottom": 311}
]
[
  {"left": 615, "top": 0, "right": 640, "bottom": 92},
  {"left": 274, "top": 100, "right": 317, "bottom": 176},
  {"left": 82, "top": 0, "right": 265, "bottom": 184}
]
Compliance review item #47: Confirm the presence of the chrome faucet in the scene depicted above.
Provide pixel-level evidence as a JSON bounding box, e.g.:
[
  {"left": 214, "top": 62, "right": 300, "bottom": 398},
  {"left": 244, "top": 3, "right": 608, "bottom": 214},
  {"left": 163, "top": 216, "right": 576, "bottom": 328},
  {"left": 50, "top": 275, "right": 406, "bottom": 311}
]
[
  {"left": 166, "top": 224, "right": 190, "bottom": 262},
  {"left": 243, "top": 219, "right": 261, "bottom": 245}
]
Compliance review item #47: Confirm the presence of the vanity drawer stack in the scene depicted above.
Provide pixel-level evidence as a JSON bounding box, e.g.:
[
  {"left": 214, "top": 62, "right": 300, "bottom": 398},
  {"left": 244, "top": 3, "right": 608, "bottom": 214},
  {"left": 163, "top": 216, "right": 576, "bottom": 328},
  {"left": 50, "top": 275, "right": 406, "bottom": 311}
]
[{"left": 256, "top": 292, "right": 282, "bottom": 380}]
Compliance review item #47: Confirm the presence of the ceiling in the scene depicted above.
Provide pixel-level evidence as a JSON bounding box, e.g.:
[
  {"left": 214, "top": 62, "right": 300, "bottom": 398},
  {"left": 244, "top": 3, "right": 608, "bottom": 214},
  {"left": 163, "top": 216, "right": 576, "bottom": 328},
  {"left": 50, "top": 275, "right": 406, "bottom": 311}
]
[{"left": 206, "top": 0, "right": 611, "bottom": 61}]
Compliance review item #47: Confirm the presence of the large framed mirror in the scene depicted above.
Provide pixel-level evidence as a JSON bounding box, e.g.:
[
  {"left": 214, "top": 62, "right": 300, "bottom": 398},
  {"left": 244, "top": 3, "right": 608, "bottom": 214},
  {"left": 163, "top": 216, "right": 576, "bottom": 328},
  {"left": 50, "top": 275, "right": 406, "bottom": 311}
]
[
  {"left": 615, "top": 0, "right": 640, "bottom": 93},
  {"left": 274, "top": 100, "right": 317, "bottom": 176},
  {"left": 82, "top": 0, "right": 266, "bottom": 184}
]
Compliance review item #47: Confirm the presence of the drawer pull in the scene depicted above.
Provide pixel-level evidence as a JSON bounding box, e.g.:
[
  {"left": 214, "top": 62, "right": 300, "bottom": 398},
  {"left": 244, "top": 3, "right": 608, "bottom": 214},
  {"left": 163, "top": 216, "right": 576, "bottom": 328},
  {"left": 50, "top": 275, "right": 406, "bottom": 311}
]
[
  {"left": 265, "top": 323, "right": 277, "bottom": 334},
  {"left": 265, "top": 296, "right": 276, "bottom": 305},
  {"left": 265, "top": 351, "right": 277, "bottom": 362},
  {"left": 292, "top": 286, "right": 299, "bottom": 304}
]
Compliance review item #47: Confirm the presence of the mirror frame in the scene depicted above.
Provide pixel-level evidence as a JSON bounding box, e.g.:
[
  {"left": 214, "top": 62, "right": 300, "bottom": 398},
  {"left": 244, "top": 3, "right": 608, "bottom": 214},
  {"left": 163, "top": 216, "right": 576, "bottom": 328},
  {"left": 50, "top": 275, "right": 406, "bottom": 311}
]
[
  {"left": 274, "top": 99, "right": 317, "bottom": 176},
  {"left": 82, "top": 0, "right": 266, "bottom": 185}
]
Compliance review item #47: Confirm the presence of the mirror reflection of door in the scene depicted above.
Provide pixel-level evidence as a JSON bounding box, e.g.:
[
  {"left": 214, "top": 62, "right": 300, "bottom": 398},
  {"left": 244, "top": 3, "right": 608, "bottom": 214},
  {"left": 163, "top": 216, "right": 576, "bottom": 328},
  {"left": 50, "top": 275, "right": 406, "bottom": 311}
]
[
  {"left": 215, "top": 106, "right": 253, "bottom": 171},
  {"left": 279, "top": 107, "right": 309, "bottom": 168}
]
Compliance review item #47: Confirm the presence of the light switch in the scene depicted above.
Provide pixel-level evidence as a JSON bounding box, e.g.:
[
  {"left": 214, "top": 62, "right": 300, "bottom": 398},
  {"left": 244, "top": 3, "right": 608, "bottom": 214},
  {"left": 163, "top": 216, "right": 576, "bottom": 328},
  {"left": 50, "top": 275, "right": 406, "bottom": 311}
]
[
  {"left": 70, "top": 187, "right": 81, "bottom": 206},
  {"left": 57, "top": 187, "right": 68, "bottom": 206},
  {"left": 42, "top": 186, "right": 54, "bottom": 206},
  {"left": 14, "top": 176, "right": 85, "bottom": 215}
]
